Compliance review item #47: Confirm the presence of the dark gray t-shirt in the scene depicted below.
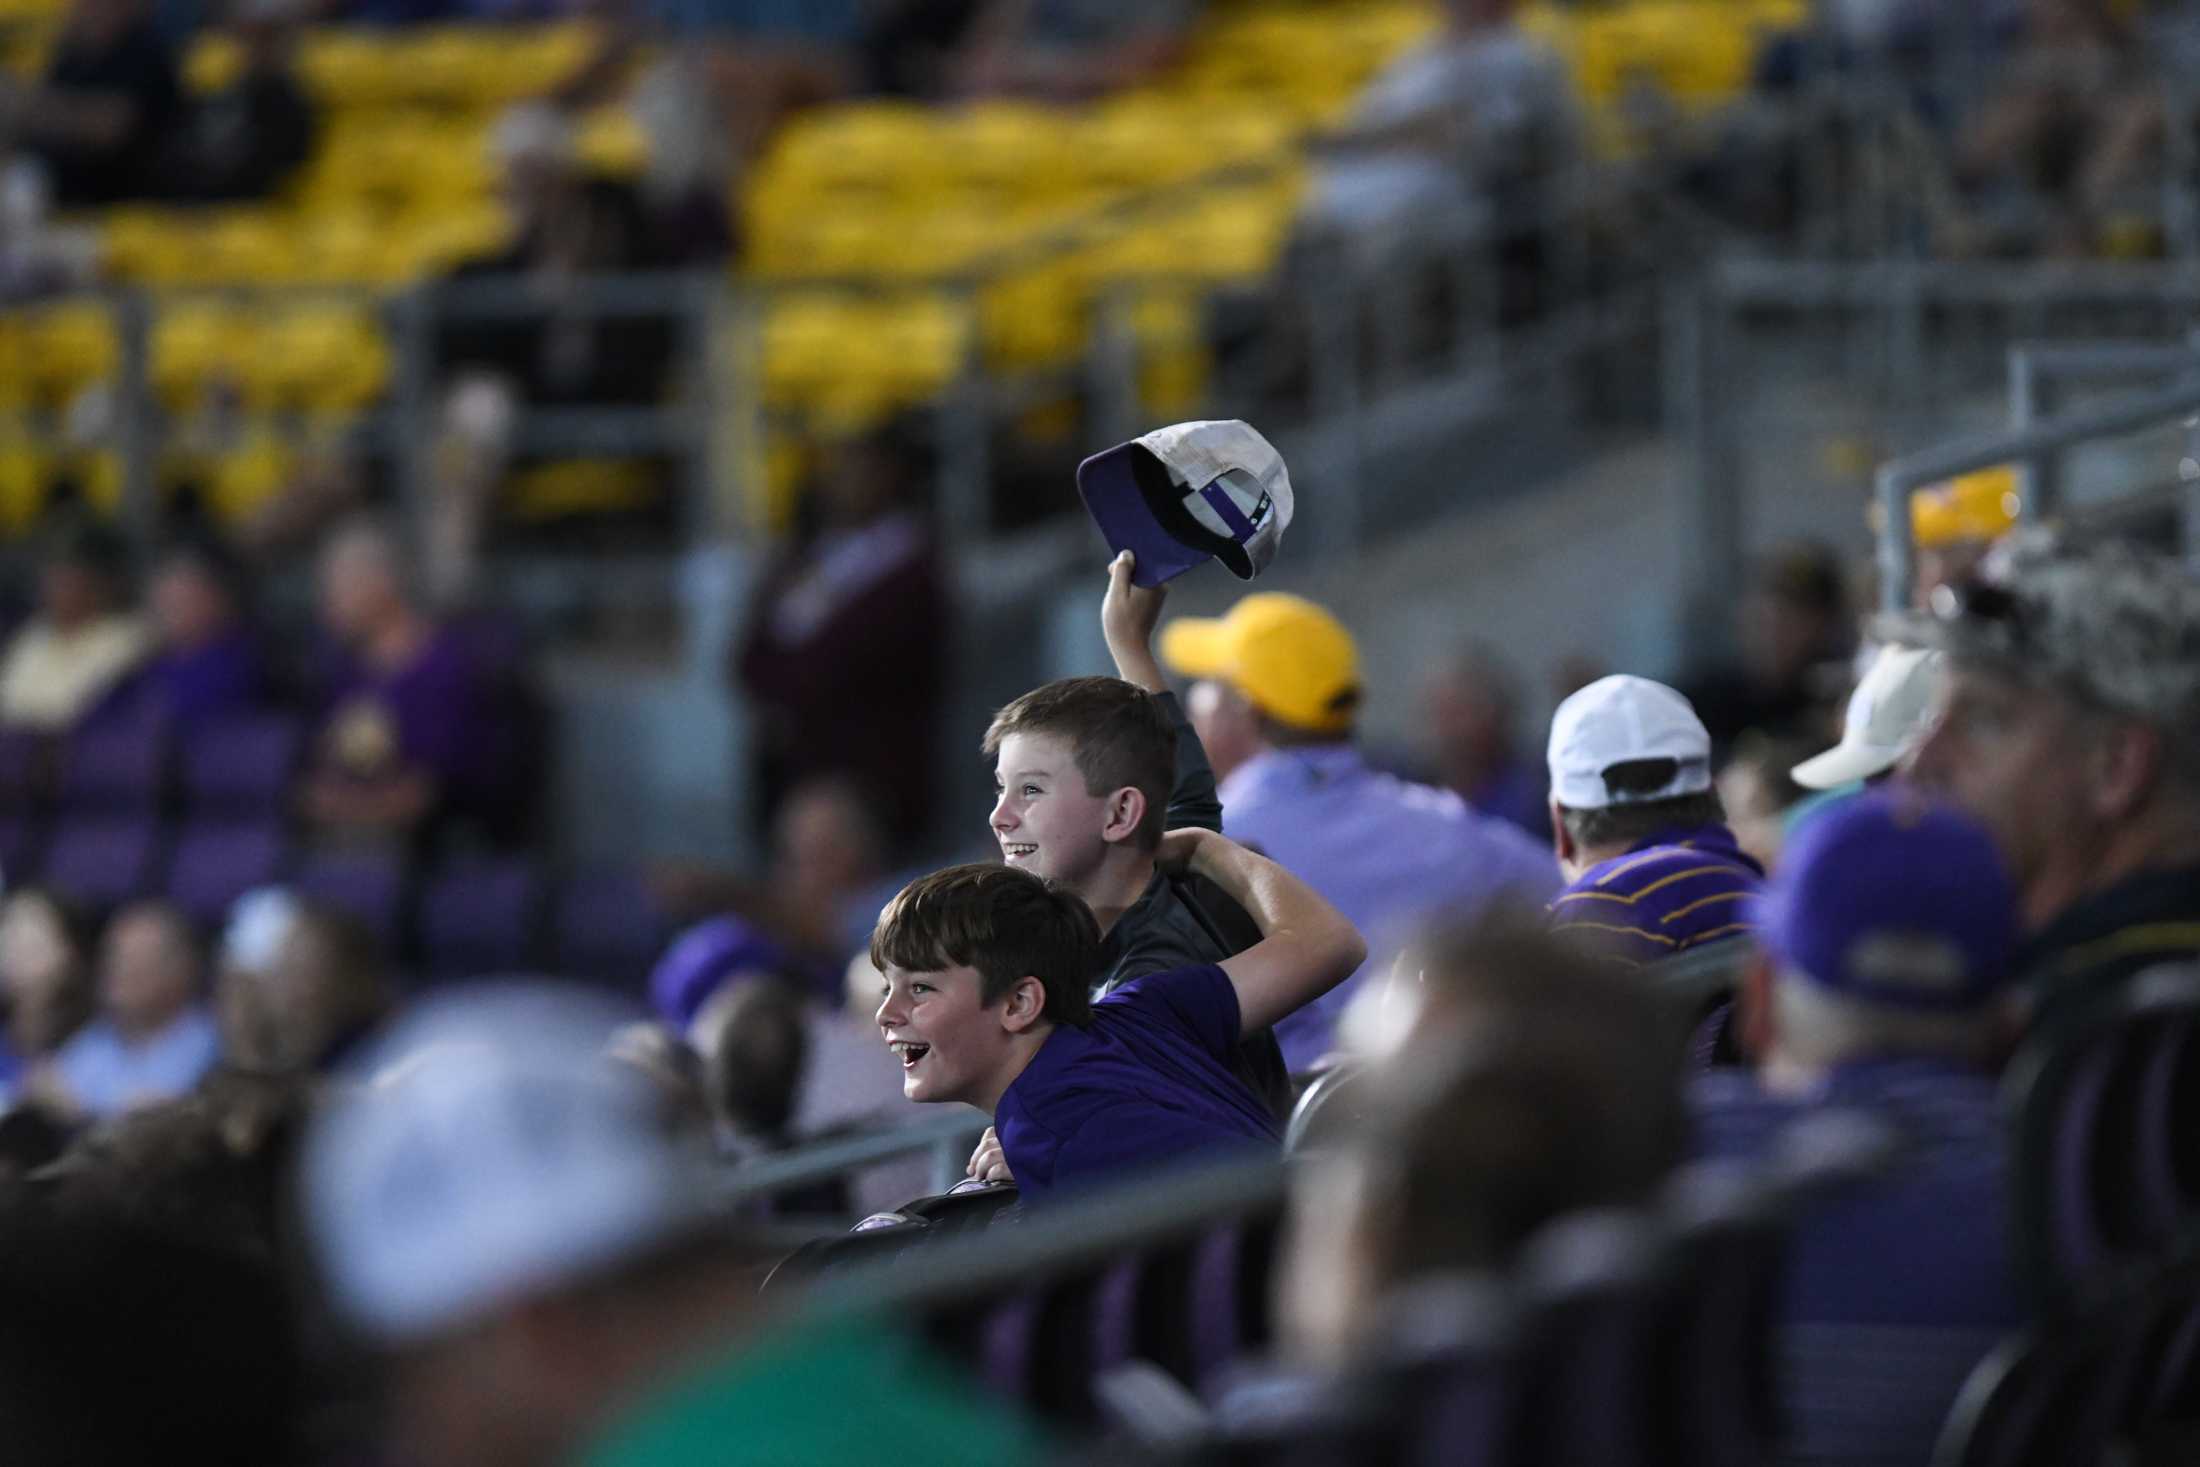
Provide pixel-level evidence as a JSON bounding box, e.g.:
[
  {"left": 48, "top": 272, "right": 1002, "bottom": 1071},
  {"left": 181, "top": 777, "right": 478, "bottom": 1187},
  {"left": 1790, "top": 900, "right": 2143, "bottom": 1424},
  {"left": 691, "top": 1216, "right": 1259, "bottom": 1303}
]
[{"left": 1091, "top": 691, "right": 1294, "bottom": 1119}]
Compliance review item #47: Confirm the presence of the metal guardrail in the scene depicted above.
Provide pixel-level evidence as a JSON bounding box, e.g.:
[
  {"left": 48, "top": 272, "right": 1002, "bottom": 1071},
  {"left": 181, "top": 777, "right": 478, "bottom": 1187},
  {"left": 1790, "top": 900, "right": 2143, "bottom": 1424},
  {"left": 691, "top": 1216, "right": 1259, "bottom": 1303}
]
[
  {"left": 1873, "top": 373, "right": 2200, "bottom": 609},
  {"left": 712, "top": 1107, "right": 989, "bottom": 1207}
]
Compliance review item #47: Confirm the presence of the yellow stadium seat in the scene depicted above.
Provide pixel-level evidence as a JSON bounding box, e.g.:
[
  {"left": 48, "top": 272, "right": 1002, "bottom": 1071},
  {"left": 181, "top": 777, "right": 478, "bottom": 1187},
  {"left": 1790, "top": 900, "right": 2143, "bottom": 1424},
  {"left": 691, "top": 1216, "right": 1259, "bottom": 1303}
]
[
  {"left": 0, "top": 438, "right": 48, "bottom": 532},
  {"left": 760, "top": 102, "right": 944, "bottom": 197},
  {"left": 150, "top": 303, "right": 260, "bottom": 409},
  {"left": 575, "top": 107, "right": 650, "bottom": 179},
  {"left": 182, "top": 34, "right": 243, "bottom": 94},
  {"left": 206, "top": 432, "right": 296, "bottom": 526},
  {"left": 252, "top": 306, "right": 392, "bottom": 413},
  {"left": 505, "top": 459, "right": 657, "bottom": 521},
  {"left": 20, "top": 304, "right": 118, "bottom": 406}
]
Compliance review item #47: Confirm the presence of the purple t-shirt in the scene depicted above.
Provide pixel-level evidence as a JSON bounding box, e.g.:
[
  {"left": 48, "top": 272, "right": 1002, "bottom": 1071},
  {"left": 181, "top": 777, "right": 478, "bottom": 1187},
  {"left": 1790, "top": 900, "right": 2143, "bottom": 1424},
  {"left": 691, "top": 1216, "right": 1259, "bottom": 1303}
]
[
  {"left": 994, "top": 965, "right": 1280, "bottom": 1203},
  {"left": 147, "top": 630, "right": 265, "bottom": 724},
  {"left": 318, "top": 629, "right": 499, "bottom": 811}
]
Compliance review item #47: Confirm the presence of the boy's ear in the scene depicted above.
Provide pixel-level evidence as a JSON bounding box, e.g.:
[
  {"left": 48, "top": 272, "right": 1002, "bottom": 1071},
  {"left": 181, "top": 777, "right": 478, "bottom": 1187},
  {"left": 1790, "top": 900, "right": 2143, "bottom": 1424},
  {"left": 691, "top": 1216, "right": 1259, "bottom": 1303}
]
[
  {"left": 999, "top": 976, "right": 1048, "bottom": 1034},
  {"left": 1101, "top": 784, "right": 1149, "bottom": 846}
]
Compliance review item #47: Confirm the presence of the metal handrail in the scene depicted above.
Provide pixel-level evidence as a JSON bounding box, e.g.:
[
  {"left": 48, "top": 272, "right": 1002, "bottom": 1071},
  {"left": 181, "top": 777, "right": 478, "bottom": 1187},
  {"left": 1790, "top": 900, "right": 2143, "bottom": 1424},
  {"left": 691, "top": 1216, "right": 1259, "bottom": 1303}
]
[
  {"left": 1874, "top": 373, "right": 2200, "bottom": 609},
  {"left": 712, "top": 1107, "right": 989, "bottom": 1206}
]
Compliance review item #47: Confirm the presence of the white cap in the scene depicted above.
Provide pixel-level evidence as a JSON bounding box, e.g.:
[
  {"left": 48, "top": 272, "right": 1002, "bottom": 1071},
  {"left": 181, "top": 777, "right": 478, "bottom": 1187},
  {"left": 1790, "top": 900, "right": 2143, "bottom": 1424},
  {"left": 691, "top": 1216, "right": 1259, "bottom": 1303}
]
[
  {"left": 1078, "top": 420, "right": 1294, "bottom": 585},
  {"left": 1546, "top": 675, "right": 1712, "bottom": 810},
  {"left": 1790, "top": 646, "right": 1945, "bottom": 790},
  {"left": 300, "top": 983, "right": 706, "bottom": 1345}
]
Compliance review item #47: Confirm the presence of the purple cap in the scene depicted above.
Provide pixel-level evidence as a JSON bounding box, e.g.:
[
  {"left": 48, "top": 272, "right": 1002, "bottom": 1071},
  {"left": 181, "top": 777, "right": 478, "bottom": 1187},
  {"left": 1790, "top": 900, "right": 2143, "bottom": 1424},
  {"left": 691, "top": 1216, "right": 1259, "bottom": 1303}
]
[
  {"left": 647, "top": 917, "right": 786, "bottom": 1030},
  {"left": 1076, "top": 420, "right": 1295, "bottom": 587},
  {"left": 1750, "top": 789, "right": 2017, "bottom": 1012}
]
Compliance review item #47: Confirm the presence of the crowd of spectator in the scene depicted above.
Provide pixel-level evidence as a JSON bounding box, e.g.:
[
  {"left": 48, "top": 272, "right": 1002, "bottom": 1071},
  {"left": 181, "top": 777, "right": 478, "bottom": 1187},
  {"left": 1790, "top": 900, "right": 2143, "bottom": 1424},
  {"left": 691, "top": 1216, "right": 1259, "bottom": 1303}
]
[{"left": 0, "top": 396, "right": 2188, "bottom": 1467}]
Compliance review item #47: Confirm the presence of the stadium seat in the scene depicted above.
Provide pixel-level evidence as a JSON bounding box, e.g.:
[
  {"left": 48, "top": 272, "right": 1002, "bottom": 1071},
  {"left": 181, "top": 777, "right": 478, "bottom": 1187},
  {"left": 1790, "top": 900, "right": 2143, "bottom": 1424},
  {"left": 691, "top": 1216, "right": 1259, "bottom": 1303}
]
[
  {"left": 164, "top": 821, "right": 290, "bottom": 930},
  {"left": 417, "top": 855, "right": 544, "bottom": 982},
  {"left": 293, "top": 850, "right": 410, "bottom": 955},
  {"left": 181, "top": 713, "right": 305, "bottom": 819},
  {"left": 1650, "top": 1162, "right": 1783, "bottom": 1467},
  {"left": 40, "top": 814, "right": 164, "bottom": 912},
  {"left": 2007, "top": 966, "right": 2200, "bottom": 1311},
  {"left": 547, "top": 867, "right": 670, "bottom": 991},
  {"left": 57, "top": 711, "right": 171, "bottom": 813},
  {"left": 1511, "top": 1209, "right": 1666, "bottom": 1467}
]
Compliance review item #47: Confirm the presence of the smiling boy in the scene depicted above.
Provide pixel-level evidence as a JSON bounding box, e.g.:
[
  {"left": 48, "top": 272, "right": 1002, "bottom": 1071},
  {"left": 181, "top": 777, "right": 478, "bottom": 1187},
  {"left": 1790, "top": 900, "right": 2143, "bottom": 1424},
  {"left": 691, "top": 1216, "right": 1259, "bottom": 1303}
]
[
  {"left": 977, "top": 553, "right": 1293, "bottom": 1134},
  {"left": 872, "top": 829, "right": 1365, "bottom": 1200}
]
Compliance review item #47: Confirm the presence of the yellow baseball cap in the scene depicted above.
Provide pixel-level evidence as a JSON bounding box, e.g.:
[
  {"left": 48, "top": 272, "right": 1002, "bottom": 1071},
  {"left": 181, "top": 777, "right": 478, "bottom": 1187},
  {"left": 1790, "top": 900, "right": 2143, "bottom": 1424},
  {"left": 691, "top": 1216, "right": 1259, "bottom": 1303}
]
[
  {"left": 1159, "top": 592, "right": 1361, "bottom": 735},
  {"left": 1910, "top": 466, "right": 2021, "bottom": 549}
]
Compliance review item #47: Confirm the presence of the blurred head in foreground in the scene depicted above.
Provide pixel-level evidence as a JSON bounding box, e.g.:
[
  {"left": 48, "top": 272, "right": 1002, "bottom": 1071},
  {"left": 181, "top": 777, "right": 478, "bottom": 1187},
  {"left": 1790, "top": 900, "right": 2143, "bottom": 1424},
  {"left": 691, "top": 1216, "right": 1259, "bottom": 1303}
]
[
  {"left": 1280, "top": 920, "right": 1684, "bottom": 1365},
  {"left": 300, "top": 984, "right": 772, "bottom": 1467}
]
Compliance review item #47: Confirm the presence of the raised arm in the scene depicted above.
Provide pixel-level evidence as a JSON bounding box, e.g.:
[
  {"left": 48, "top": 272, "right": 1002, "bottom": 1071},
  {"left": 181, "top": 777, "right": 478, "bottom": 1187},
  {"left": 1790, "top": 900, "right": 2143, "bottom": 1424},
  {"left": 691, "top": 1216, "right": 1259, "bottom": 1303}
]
[
  {"left": 1159, "top": 828, "right": 1366, "bottom": 1039},
  {"left": 1102, "top": 550, "right": 1223, "bottom": 832}
]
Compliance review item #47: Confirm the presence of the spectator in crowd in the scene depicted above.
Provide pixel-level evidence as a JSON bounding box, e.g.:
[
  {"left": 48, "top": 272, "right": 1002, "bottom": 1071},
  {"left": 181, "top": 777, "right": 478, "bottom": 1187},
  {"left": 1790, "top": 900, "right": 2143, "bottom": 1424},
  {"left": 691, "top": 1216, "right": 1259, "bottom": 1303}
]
[
  {"left": 1295, "top": 0, "right": 1576, "bottom": 265},
  {"left": 0, "top": 518, "right": 149, "bottom": 732},
  {"left": 1280, "top": 919, "right": 1684, "bottom": 1367},
  {"left": 872, "top": 831, "right": 1364, "bottom": 1201},
  {"left": 437, "top": 104, "right": 685, "bottom": 415},
  {"left": 952, "top": 0, "right": 1194, "bottom": 101},
  {"left": 825, "top": 951, "right": 946, "bottom": 1212},
  {"left": 0, "top": 0, "right": 180, "bottom": 205},
  {"left": 651, "top": 777, "right": 902, "bottom": 977},
  {"left": 50, "top": 900, "right": 220, "bottom": 1119},
  {"left": 0, "top": 888, "right": 93, "bottom": 1101},
  {"left": 157, "top": 0, "right": 315, "bottom": 203},
  {"left": 301, "top": 518, "right": 509, "bottom": 847},
  {"left": 606, "top": 1020, "right": 716, "bottom": 1144},
  {"left": 1161, "top": 591, "right": 1557, "bottom": 1069},
  {"left": 1952, "top": 0, "right": 2155, "bottom": 257},
  {"left": 248, "top": 900, "right": 390, "bottom": 1076},
  {"left": 1897, "top": 467, "right": 2020, "bottom": 608},
  {"left": 132, "top": 536, "right": 268, "bottom": 726},
  {"left": 1901, "top": 531, "right": 2200, "bottom": 1039},
  {"left": 1715, "top": 730, "right": 1816, "bottom": 870},
  {"left": 695, "top": 976, "right": 809, "bottom": 1153},
  {"left": 1544, "top": 675, "right": 1766, "bottom": 967},
  {"left": 1681, "top": 542, "right": 1852, "bottom": 755},
  {"left": 1790, "top": 644, "right": 1945, "bottom": 796},
  {"left": 211, "top": 887, "right": 298, "bottom": 1074},
  {"left": 1422, "top": 636, "right": 1549, "bottom": 838},
  {"left": 649, "top": 914, "right": 800, "bottom": 1048},
  {"left": 1697, "top": 789, "right": 2026, "bottom": 1466},
  {"left": 735, "top": 420, "right": 951, "bottom": 853},
  {"left": 300, "top": 983, "right": 1043, "bottom": 1467},
  {"left": 983, "top": 552, "right": 1291, "bottom": 1115}
]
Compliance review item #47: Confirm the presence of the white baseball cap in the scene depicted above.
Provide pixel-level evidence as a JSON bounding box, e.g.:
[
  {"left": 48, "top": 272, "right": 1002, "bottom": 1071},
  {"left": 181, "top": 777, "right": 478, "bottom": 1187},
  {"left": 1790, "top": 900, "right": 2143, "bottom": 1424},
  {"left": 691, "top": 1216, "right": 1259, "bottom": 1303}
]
[
  {"left": 1790, "top": 646, "right": 1944, "bottom": 790},
  {"left": 300, "top": 983, "right": 708, "bottom": 1345},
  {"left": 1077, "top": 420, "right": 1295, "bottom": 587},
  {"left": 1547, "top": 675, "right": 1713, "bottom": 810}
]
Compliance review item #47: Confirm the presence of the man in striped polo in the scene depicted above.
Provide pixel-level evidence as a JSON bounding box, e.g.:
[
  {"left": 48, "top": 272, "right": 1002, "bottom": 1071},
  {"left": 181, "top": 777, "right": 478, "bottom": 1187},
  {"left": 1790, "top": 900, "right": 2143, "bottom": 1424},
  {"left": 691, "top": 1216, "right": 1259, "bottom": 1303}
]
[{"left": 1543, "top": 675, "right": 1765, "bottom": 967}]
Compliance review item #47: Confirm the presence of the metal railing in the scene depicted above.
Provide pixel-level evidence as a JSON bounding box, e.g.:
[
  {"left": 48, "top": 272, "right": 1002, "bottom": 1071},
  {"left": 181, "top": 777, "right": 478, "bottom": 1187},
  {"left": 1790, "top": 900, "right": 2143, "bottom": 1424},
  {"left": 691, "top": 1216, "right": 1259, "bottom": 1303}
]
[{"left": 711, "top": 1107, "right": 989, "bottom": 1209}]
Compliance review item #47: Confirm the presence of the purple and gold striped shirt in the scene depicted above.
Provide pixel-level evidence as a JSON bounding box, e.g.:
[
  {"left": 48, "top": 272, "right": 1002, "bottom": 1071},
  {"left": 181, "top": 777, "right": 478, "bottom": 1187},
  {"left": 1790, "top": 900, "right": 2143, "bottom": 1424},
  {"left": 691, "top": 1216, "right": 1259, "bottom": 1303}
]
[{"left": 1546, "top": 824, "right": 1765, "bottom": 966}]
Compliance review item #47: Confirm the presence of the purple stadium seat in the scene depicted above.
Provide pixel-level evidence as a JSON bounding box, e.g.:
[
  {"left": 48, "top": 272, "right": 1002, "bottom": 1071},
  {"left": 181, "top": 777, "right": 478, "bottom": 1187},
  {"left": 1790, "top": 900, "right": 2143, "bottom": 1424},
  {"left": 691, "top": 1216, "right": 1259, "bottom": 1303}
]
[
  {"left": 0, "top": 812, "right": 41, "bottom": 884},
  {"left": 549, "top": 868, "right": 670, "bottom": 991},
  {"left": 2047, "top": 1037, "right": 2124, "bottom": 1291},
  {"left": 1090, "top": 1257, "right": 1146, "bottom": 1377},
  {"left": 58, "top": 714, "right": 170, "bottom": 812},
  {"left": 41, "top": 816, "right": 164, "bottom": 910},
  {"left": 1189, "top": 1225, "right": 1247, "bottom": 1393},
  {"left": 1652, "top": 1163, "right": 1782, "bottom": 1467},
  {"left": 1513, "top": 1209, "right": 1664, "bottom": 1467},
  {"left": 1381, "top": 1275, "right": 1520, "bottom": 1467},
  {"left": 180, "top": 714, "right": 304, "bottom": 819},
  {"left": 0, "top": 728, "right": 48, "bottom": 810},
  {"left": 419, "top": 857, "right": 543, "bottom": 981},
  {"left": 982, "top": 1293, "right": 1040, "bottom": 1401},
  {"left": 294, "top": 852, "right": 408, "bottom": 952},
  {"left": 164, "top": 822, "right": 290, "bottom": 929}
]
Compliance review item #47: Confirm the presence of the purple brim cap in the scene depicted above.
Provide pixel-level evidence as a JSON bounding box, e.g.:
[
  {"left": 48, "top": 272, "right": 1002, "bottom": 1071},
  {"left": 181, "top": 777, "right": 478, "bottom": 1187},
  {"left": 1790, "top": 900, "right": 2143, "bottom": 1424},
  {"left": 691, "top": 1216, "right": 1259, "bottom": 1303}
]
[
  {"left": 648, "top": 916, "right": 786, "bottom": 1030},
  {"left": 1076, "top": 441, "right": 1212, "bottom": 588}
]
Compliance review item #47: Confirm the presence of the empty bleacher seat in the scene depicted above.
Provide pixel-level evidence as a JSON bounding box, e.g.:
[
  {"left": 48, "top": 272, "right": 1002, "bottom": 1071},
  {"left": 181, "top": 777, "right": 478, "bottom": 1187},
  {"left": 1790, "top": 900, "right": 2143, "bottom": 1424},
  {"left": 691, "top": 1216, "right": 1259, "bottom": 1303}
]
[
  {"left": 181, "top": 713, "right": 304, "bottom": 819},
  {"left": 57, "top": 713, "right": 171, "bottom": 813},
  {"left": 40, "top": 814, "right": 164, "bottom": 913},
  {"left": 548, "top": 867, "right": 670, "bottom": 992},
  {"left": 418, "top": 855, "right": 543, "bottom": 982},
  {"left": 164, "top": 821, "right": 289, "bottom": 931},
  {"left": 294, "top": 850, "right": 409, "bottom": 956}
]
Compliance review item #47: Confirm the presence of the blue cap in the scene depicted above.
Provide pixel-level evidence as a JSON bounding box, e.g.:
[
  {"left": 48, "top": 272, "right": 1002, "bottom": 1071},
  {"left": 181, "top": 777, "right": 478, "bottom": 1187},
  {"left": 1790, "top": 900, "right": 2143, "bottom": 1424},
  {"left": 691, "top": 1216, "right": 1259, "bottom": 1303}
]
[
  {"left": 1749, "top": 788, "right": 2017, "bottom": 1012},
  {"left": 647, "top": 917, "right": 787, "bottom": 1030}
]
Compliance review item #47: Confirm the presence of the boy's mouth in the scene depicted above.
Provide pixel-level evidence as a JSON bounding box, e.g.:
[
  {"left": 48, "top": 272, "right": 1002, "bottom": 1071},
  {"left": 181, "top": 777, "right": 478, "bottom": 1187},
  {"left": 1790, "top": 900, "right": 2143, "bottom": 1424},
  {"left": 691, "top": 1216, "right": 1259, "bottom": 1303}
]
[
  {"left": 1001, "top": 842, "right": 1038, "bottom": 863},
  {"left": 888, "top": 1039, "right": 932, "bottom": 1071}
]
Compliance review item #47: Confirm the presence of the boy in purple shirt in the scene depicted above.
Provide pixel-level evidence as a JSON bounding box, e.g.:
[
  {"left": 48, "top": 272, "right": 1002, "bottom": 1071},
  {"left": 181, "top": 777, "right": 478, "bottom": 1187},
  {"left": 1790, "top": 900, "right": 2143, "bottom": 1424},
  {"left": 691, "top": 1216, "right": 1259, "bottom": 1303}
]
[{"left": 871, "top": 829, "right": 1365, "bottom": 1201}]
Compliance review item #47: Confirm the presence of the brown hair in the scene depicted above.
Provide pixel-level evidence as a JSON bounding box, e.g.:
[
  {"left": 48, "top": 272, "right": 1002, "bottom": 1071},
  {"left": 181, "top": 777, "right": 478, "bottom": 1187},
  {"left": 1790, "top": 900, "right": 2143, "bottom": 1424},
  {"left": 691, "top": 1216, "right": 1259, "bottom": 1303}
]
[
  {"left": 869, "top": 864, "right": 1098, "bottom": 1027},
  {"left": 983, "top": 677, "right": 1176, "bottom": 850},
  {"left": 1557, "top": 757, "right": 1727, "bottom": 852}
]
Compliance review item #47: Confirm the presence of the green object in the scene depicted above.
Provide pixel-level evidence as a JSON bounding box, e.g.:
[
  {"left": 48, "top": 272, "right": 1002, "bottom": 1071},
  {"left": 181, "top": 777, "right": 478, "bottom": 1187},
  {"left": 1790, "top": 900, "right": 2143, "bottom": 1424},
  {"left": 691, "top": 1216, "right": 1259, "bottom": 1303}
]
[
  {"left": 579, "top": 1312, "right": 1052, "bottom": 1467},
  {"left": 1783, "top": 783, "right": 1863, "bottom": 839}
]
